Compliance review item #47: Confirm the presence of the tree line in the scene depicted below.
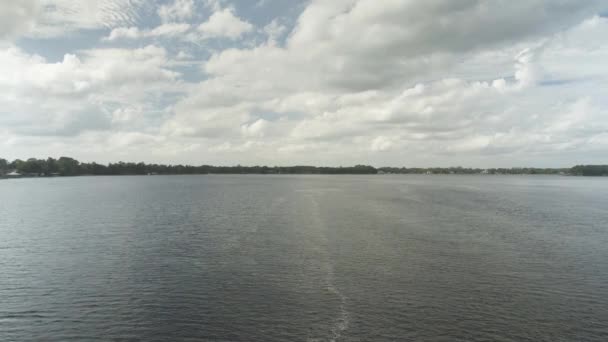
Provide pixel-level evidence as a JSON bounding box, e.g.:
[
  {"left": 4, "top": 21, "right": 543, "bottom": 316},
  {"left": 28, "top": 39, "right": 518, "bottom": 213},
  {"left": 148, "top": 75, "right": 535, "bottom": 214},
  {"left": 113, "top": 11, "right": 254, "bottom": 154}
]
[
  {"left": 570, "top": 165, "right": 608, "bottom": 176},
  {"left": 0, "top": 157, "right": 606, "bottom": 177},
  {"left": 377, "top": 166, "right": 571, "bottom": 175},
  {"left": 0, "top": 157, "right": 377, "bottom": 176}
]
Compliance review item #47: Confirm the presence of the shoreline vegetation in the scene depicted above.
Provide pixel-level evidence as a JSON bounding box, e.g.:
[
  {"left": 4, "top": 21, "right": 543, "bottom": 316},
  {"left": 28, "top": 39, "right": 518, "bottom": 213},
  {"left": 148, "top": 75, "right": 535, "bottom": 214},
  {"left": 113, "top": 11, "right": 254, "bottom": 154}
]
[{"left": 1, "top": 157, "right": 607, "bottom": 178}]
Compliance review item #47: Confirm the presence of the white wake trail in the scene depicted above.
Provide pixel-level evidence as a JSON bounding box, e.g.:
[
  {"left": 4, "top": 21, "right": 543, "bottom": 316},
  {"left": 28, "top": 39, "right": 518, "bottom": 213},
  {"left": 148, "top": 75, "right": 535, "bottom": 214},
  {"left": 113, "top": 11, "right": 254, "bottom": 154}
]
[
  {"left": 309, "top": 196, "right": 350, "bottom": 342},
  {"left": 326, "top": 264, "right": 349, "bottom": 342}
]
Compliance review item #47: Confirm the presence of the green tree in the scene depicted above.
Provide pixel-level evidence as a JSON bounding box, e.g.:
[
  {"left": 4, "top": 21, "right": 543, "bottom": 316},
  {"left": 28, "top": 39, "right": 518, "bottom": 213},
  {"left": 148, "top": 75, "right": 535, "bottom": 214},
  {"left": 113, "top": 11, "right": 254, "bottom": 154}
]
[
  {"left": 0, "top": 158, "right": 8, "bottom": 175},
  {"left": 57, "top": 157, "right": 80, "bottom": 176},
  {"left": 21, "top": 158, "right": 44, "bottom": 175},
  {"left": 45, "top": 157, "right": 58, "bottom": 175}
]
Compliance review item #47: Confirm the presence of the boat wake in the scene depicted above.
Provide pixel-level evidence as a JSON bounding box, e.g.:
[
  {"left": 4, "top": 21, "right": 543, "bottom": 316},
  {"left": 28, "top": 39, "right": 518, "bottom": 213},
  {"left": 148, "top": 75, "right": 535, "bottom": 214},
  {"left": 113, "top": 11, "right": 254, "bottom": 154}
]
[
  {"left": 326, "top": 264, "right": 349, "bottom": 342},
  {"left": 309, "top": 196, "right": 350, "bottom": 342}
]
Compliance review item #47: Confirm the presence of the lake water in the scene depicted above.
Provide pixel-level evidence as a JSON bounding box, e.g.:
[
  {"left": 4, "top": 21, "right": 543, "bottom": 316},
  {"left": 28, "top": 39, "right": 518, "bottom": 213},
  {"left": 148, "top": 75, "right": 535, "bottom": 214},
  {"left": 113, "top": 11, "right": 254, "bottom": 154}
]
[{"left": 1, "top": 175, "right": 608, "bottom": 341}]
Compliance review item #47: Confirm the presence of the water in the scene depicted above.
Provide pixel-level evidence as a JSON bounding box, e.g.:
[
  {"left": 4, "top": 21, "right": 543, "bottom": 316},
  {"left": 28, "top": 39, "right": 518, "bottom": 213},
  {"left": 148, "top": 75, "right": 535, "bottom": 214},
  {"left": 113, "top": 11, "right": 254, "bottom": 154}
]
[{"left": 1, "top": 175, "right": 607, "bottom": 341}]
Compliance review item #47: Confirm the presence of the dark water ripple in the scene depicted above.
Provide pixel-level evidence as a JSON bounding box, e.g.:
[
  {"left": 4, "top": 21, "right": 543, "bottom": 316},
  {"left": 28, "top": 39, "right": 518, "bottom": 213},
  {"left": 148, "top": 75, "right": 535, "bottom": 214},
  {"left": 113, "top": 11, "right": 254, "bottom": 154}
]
[{"left": 1, "top": 175, "right": 608, "bottom": 341}]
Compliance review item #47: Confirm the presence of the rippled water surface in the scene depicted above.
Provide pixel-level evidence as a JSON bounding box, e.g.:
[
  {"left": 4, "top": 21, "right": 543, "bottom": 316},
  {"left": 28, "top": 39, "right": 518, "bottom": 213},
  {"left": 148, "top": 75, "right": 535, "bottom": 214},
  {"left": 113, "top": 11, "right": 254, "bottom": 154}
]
[{"left": 1, "top": 175, "right": 608, "bottom": 341}]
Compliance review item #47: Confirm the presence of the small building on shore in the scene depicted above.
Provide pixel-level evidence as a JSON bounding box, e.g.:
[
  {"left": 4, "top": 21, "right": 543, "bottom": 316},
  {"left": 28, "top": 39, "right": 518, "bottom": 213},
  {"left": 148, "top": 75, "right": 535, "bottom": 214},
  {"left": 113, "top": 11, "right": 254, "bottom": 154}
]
[{"left": 6, "top": 171, "right": 22, "bottom": 178}]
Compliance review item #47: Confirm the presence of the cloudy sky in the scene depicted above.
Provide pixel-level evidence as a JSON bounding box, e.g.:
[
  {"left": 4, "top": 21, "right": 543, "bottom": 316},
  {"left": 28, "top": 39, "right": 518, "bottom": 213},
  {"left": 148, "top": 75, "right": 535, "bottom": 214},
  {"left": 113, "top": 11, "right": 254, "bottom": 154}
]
[{"left": 1, "top": 0, "right": 607, "bottom": 167}]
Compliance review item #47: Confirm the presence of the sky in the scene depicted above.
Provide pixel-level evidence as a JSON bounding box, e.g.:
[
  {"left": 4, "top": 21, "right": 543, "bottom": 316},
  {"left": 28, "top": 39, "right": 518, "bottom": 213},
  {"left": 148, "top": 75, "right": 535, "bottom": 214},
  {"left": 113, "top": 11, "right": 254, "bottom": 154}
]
[{"left": 1, "top": 0, "right": 607, "bottom": 167}]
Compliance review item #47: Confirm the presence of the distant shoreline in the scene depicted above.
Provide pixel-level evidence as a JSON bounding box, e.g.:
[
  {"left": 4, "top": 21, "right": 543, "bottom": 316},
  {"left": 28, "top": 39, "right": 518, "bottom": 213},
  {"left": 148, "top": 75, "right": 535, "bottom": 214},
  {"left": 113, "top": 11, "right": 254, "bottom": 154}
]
[
  {"left": 1, "top": 157, "right": 607, "bottom": 177},
  {"left": 3, "top": 174, "right": 608, "bottom": 182},
  {"left": 2, "top": 173, "right": 607, "bottom": 180},
  {"left": 1, "top": 171, "right": 607, "bottom": 179},
  {"left": 0, "top": 173, "right": 577, "bottom": 178}
]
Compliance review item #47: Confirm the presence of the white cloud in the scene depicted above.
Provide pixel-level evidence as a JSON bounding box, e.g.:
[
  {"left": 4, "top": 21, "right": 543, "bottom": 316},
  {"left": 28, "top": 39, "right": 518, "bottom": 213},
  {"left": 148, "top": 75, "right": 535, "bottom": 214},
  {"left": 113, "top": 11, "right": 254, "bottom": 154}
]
[
  {"left": 198, "top": 8, "right": 253, "bottom": 40},
  {"left": 105, "top": 23, "right": 191, "bottom": 41},
  {"left": 241, "top": 119, "right": 270, "bottom": 138},
  {"left": 105, "top": 27, "right": 141, "bottom": 41},
  {"left": 149, "top": 23, "right": 191, "bottom": 37},
  {"left": 2, "top": 0, "right": 608, "bottom": 166},
  {"left": 168, "top": 10, "right": 608, "bottom": 164},
  {"left": 203, "top": 0, "right": 224, "bottom": 12},
  {"left": 157, "top": 0, "right": 195, "bottom": 23},
  {"left": 201, "top": 0, "right": 606, "bottom": 93},
  {"left": 514, "top": 48, "right": 543, "bottom": 89},
  {"left": 112, "top": 106, "right": 144, "bottom": 125},
  {"left": 176, "top": 51, "right": 194, "bottom": 60},
  {"left": 29, "top": 0, "right": 146, "bottom": 38},
  {"left": 0, "top": 45, "right": 181, "bottom": 137},
  {"left": 0, "top": 0, "right": 41, "bottom": 39},
  {"left": 371, "top": 136, "right": 394, "bottom": 152},
  {"left": 264, "top": 19, "right": 287, "bottom": 45}
]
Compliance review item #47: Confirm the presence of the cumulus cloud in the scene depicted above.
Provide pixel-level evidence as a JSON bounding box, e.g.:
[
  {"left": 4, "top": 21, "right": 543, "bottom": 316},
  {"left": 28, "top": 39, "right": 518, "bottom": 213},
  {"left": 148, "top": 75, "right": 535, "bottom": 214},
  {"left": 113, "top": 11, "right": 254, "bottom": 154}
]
[
  {"left": 371, "top": 136, "right": 394, "bottom": 152},
  {"left": 0, "top": 0, "right": 41, "bottom": 39},
  {"left": 177, "top": 10, "right": 607, "bottom": 163},
  {"left": 2, "top": 0, "right": 608, "bottom": 166},
  {"left": 241, "top": 119, "right": 270, "bottom": 138},
  {"left": 198, "top": 8, "right": 253, "bottom": 39},
  {"left": 202, "top": 0, "right": 606, "bottom": 93},
  {"left": 0, "top": 45, "right": 181, "bottom": 138}
]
